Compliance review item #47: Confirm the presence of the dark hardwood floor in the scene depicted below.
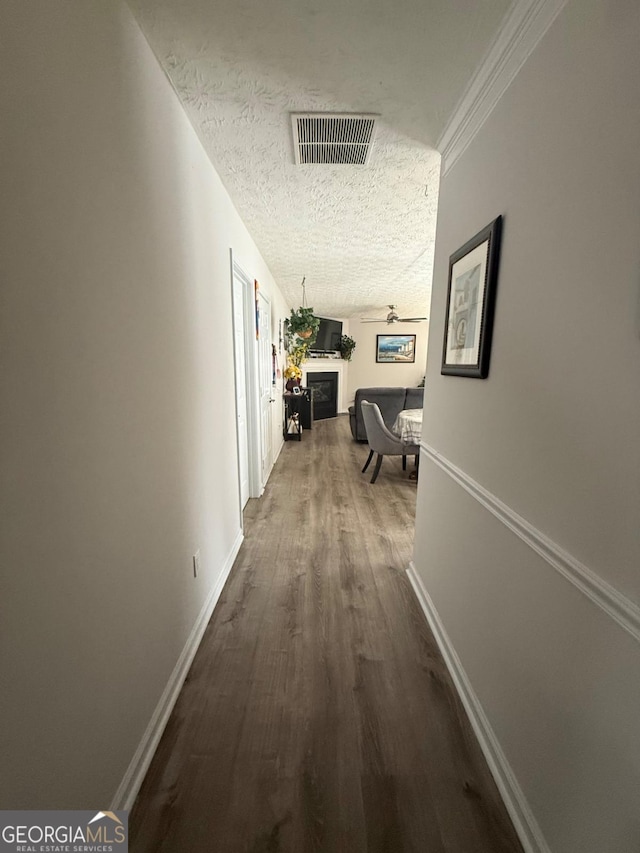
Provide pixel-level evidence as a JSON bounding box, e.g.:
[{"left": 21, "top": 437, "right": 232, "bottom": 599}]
[{"left": 130, "top": 415, "right": 523, "bottom": 853}]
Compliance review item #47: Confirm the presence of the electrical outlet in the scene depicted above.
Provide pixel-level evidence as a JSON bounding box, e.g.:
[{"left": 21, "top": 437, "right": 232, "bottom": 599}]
[{"left": 193, "top": 549, "right": 201, "bottom": 578}]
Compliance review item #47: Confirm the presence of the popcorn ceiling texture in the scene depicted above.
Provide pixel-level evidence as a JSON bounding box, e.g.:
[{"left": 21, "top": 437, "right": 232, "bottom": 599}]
[{"left": 129, "top": 0, "right": 510, "bottom": 318}]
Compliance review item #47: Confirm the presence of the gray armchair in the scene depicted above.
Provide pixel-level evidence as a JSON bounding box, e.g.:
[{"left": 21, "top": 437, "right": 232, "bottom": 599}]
[{"left": 360, "top": 401, "right": 420, "bottom": 484}]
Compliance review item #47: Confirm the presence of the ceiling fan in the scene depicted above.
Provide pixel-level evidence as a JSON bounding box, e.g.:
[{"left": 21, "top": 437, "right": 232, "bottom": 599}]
[{"left": 361, "top": 305, "right": 428, "bottom": 324}]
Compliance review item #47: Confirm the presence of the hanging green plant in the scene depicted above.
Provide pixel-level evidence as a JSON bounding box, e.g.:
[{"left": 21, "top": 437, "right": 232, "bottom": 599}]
[
  {"left": 284, "top": 277, "right": 320, "bottom": 351},
  {"left": 339, "top": 334, "right": 356, "bottom": 361},
  {"left": 286, "top": 306, "right": 320, "bottom": 345}
]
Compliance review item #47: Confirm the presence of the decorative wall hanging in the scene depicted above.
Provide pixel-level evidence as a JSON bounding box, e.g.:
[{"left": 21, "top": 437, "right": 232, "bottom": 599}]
[
  {"left": 441, "top": 216, "right": 502, "bottom": 378},
  {"left": 376, "top": 334, "right": 416, "bottom": 363}
]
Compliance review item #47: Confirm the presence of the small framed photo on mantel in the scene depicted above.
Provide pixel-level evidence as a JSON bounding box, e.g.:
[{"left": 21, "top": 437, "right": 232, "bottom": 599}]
[{"left": 441, "top": 215, "right": 502, "bottom": 379}]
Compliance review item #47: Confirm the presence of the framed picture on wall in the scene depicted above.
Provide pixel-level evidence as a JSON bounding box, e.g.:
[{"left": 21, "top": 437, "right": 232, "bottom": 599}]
[
  {"left": 441, "top": 215, "right": 502, "bottom": 379},
  {"left": 376, "top": 334, "right": 416, "bottom": 363}
]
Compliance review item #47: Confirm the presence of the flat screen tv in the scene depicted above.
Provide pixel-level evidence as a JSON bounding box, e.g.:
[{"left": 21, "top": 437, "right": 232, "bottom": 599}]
[{"left": 311, "top": 317, "right": 343, "bottom": 353}]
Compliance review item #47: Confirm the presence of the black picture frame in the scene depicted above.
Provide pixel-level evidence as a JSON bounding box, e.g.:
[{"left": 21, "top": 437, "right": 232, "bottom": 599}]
[
  {"left": 441, "top": 215, "right": 502, "bottom": 379},
  {"left": 376, "top": 334, "right": 416, "bottom": 364}
]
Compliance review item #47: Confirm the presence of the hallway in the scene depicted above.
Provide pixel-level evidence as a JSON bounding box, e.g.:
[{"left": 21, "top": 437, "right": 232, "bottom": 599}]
[{"left": 130, "top": 416, "right": 521, "bottom": 852}]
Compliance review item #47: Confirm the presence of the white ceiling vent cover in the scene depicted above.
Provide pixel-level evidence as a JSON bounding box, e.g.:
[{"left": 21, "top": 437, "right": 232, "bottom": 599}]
[{"left": 291, "top": 113, "right": 377, "bottom": 165}]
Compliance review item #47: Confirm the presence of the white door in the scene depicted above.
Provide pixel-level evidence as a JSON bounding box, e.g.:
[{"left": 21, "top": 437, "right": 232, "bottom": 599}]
[
  {"left": 232, "top": 268, "right": 250, "bottom": 509},
  {"left": 257, "top": 290, "right": 273, "bottom": 485}
]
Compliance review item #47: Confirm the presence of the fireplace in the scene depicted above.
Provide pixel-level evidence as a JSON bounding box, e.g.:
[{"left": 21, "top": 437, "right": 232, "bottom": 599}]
[{"left": 306, "top": 371, "right": 338, "bottom": 420}]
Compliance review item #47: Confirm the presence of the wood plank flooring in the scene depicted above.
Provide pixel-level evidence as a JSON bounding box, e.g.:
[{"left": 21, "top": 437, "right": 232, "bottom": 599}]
[{"left": 130, "top": 416, "right": 523, "bottom": 853}]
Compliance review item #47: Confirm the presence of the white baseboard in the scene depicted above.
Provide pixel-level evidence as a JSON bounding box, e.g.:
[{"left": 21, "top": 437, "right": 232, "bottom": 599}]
[
  {"left": 110, "top": 529, "right": 244, "bottom": 811},
  {"left": 273, "top": 436, "right": 285, "bottom": 465},
  {"left": 406, "top": 562, "right": 550, "bottom": 853}
]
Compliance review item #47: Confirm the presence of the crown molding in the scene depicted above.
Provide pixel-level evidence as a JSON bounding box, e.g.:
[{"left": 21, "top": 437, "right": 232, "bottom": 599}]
[{"left": 437, "top": 0, "right": 569, "bottom": 175}]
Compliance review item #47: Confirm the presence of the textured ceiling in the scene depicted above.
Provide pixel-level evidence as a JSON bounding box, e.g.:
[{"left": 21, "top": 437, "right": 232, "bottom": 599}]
[{"left": 128, "top": 0, "right": 511, "bottom": 319}]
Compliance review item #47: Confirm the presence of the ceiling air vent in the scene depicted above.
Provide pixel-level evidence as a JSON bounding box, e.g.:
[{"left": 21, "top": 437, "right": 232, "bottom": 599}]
[{"left": 291, "top": 113, "right": 377, "bottom": 165}]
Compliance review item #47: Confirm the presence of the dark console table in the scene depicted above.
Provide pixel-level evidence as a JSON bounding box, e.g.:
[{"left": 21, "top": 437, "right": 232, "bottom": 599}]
[{"left": 283, "top": 388, "right": 313, "bottom": 440}]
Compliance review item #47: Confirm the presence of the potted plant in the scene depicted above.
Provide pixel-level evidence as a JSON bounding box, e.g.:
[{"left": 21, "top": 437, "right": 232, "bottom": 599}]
[
  {"left": 288, "top": 342, "right": 310, "bottom": 366},
  {"left": 286, "top": 306, "right": 320, "bottom": 345},
  {"left": 283, "top": 342, "right": 309, "bottom": 390},
  {"left": 283, "top": 363, "right": 303, "bottom": 391},
  {"left": 339, "top": 334, "right": 356, "bottom": 361}
]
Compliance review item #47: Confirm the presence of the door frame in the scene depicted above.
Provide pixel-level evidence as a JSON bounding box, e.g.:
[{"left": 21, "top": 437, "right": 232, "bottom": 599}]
[
  {"left": 256, "top": 286, "right": 273, "bottom": 485},
  {"left": 230, "top": 251, "right": 263, "bottom": 511},
  {"left": 230, "top": 252, "right": 249, "bottom": 525}
]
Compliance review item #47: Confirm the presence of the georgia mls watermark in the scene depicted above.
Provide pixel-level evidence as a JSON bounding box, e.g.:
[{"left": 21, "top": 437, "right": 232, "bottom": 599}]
[{"left": 0, "top": 811, "right": 128, "bottom": 853}]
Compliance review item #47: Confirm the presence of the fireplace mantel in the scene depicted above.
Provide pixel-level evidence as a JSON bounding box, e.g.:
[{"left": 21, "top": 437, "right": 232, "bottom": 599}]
[{"left": 301, "top": 360, "right": 348, "bottom": 414}]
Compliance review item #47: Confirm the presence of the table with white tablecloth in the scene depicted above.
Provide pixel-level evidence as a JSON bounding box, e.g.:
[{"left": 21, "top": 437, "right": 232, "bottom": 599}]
[
  {"left": 392, "top": 408, "right": 423, "bottom": 444},
  {"left": 391, "top": 408, "right": 422, "bottom": 480}
]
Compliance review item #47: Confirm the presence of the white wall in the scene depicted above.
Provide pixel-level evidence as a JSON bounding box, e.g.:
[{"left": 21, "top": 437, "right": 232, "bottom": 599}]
[
  {"left": 0, "top": 0, "right": 287, "bottom": 808},
  {"left": 346, "top": 319, "right": 428, "bottom": 404},
  {"left": 413, "top": 1, "right": 640, "bottom": 851}
]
